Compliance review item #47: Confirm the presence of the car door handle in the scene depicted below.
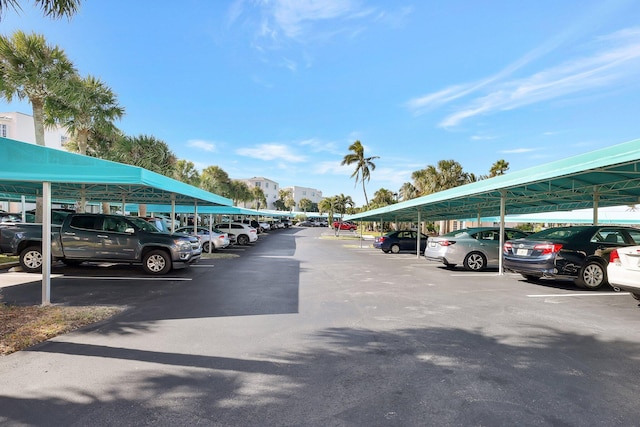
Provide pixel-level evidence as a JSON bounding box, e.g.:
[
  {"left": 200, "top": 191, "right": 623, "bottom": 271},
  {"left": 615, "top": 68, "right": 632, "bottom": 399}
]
[{"left": 64, "top": 232, "right": 76, "bottom": 236}]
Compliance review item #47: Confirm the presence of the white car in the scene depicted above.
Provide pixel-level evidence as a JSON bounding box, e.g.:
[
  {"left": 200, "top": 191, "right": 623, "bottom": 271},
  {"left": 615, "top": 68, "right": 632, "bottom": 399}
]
[
  {"left": 607, "top": 246, "right": 640, "bottom": 302},
  {"left": 259, "top": 221, "right": 271, "bottom": 232},
  {"left": 175, "top": 226, "right": 230, "bottom": 252},
  {"left": 214, "top": 222, "right": 258, "bottom": 245}
]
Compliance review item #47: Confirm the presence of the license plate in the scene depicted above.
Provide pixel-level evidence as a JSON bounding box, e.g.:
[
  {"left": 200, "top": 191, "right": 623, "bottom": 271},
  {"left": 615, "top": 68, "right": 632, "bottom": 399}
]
[{"left": 516, "top": 249, "right": 528, "bottom": 256}]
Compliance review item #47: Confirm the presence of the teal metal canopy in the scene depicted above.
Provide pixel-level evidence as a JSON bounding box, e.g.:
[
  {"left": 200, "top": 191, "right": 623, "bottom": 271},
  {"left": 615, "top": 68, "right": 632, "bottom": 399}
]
[
  {"left": 346, "top": 138, "right": 640, "bottom": 223},
  {"left": 0, "top": 137, "right": 233, "bottom": 206}
]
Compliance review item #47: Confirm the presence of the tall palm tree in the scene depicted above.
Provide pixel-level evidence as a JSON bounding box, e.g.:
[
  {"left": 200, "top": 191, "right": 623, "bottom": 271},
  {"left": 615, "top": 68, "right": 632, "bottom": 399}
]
[
  {"left": 47, "top": 74, "right": 124, "bottom": 155},
  {"left": 0, "top": 0, "right": 82, "bottom": 21},
  {"left": 332, "top": 193, "right": 354, "bottom": 235},
  {"left": 0, "top": 31, "right": 76, "bottom": 146},
  {"left": 341, "top": 140, "right": 379, "bottom": 206},
  {"left": 298, "top": 198, "right": 312, "bottom": 213},
  {"left": 318, "top": 197, "right": 334, "bottom": 223},
  {"left": 489, "top": 159, "right": 510, "bottom": 177},
  {"left": 228, "top": 180, "right": 252, "bottom": 206}
]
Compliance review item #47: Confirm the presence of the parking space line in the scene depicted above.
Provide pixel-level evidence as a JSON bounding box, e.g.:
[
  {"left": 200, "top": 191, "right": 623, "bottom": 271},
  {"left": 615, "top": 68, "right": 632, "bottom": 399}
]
[
  {"left": 62, "top": 276, "right": 192, "bottom": 281},
  {"left": 191, "top": 265, "right": 216, "bottom": 267},
  {"left": 527, "top": 292, "right": 629, "bottom": 298}
]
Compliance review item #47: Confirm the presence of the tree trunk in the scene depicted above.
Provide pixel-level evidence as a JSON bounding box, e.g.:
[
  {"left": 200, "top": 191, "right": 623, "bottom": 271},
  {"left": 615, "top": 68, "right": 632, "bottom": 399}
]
[{"left": 31, "top": 99, "right": 46, "bottom": 147}]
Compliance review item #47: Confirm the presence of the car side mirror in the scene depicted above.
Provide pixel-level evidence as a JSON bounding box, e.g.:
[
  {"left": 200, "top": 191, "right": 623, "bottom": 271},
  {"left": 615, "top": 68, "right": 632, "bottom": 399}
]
[{"left": 125, "top": 227, "right": 135, "bottom": 234}]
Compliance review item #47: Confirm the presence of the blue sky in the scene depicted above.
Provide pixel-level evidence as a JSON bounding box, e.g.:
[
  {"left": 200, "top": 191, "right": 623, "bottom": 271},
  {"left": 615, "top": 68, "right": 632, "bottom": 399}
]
[{"left": 2, "top": 0, "right": 640, "bottom": 207}]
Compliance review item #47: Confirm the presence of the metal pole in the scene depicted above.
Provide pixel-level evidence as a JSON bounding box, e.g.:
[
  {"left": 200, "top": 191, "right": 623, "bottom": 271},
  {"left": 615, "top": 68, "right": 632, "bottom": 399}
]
[
  {"left": 171, "top": 194, "right": 176, "bottom": 233},
  {"left": 209, "top": 213, "right": 213, "bottom": 253},
  {"left": 593, "top": 187, "right": 600, "bottom": 225},
  {"left": 499, "top": 190, "right": 506, "bottom": 276},
  {"left": 41, "top": 181, "right": 52, "bottom": 306},
  {"left": 417, "top": 211, "right": 422, "bottom": 258}
]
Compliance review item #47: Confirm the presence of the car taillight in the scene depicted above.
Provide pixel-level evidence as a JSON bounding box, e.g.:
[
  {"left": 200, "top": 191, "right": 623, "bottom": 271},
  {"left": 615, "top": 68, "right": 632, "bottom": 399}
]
[
  {"left": 503, "top": 242, "right": 513, "bottom": 253},
  {"left": 438, "top": 239, "right": 455, "bottom": 246},
  {"left": 610, "top": 249, "right": 620, "bottom": 264},
  {"left": 533, "top": 243, "right": 563, "bottom": 255}
]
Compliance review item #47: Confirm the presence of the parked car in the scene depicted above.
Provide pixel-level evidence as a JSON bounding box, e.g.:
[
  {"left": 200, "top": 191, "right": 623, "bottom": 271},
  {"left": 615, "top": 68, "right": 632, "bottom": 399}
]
[
  {"left": 425, "top": 227, "right": 530, "bottom": 271},
  {"left": 607, "top": 246, "right": 640, "bottom": 301},
  {"left": 0, "top": 213, "right": 201, "bottom": 274},
  {"left": 214, "top": 222, "right": 258, "bottom": 245},
  {"left": 373, "top": 230, "right": 428, "bottom": 254},
  {"left": 297, "top": 220, "right": 314, "bottom": 227},
  {"left": 259, "top": 221, "right": 271, "bottom": 232},
  {"left": 333, "top": 221, "right": 357, "bottom": 231},
  {"left": 0, "top": 213, "right": 22, "bottom": 223},
  {"left": 503, "top": 225, "right": 640, "bottom": 289},
  {"left": 175, "top": 226, "right": 230, "bottom": 252}
]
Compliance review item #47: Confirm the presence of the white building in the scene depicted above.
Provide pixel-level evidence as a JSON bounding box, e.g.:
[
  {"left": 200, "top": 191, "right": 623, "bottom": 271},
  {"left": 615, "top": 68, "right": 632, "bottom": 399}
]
[
  {"left": 0, "top": 112, "right": 70, "bottom": 149},
  {"left": 284, "top": 186, "right": 323, "bottom": 210},
  {"left": 238, "top": 177, "right": 281, "bottom": 209}
]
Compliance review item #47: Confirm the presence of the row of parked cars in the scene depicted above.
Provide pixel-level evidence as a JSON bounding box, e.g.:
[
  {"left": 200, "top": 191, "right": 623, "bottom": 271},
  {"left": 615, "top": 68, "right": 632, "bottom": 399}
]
[{"left": 373, "top": 225, "right": 640, "bottom": 303}]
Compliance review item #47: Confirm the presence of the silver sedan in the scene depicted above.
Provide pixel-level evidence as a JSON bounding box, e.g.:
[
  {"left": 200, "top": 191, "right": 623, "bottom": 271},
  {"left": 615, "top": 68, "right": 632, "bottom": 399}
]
[{"left": 424, "top": 227, "right": 529, "bottom": 271}]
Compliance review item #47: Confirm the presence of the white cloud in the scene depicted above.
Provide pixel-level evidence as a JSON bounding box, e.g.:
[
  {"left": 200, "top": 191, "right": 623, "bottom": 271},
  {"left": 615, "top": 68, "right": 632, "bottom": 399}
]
[
  {"left": 187, "top": 139, "right": 218, "bottom": 152},
  {"left": 314, "top": 160, "right": 351, "bottom": 175},
  {"left": 236, "top": 143, "right": 307, "bottom": 162},
  {"left": 499, "top": 148, "right": 537, "bottom": 154},
  {"left": 406, "top": 26, "right": 640, "bottom": 128}
]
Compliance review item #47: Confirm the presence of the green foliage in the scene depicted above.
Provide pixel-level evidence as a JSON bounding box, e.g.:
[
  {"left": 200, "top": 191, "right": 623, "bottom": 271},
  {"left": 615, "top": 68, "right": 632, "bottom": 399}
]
[{"left": 341, "top": 140, "right": 379, "bottom": 206}]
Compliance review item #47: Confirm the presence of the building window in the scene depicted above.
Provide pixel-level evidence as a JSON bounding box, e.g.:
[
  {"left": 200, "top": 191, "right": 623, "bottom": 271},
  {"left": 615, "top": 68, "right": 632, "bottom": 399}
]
[
  {"left": 0, "top": 124, "right": 7, "bottom": 138},
  {"left": 265, "top": 182, "right": 269, "bottom": 188},
  {"left": 60, "top": 135, "right": 69, "bottom": 146},
  {"left": 255, "top": 182, "right": 261, "bottom": 187},
  {"left": 303, "top": 191, "right": 307, "bottom": 196}
]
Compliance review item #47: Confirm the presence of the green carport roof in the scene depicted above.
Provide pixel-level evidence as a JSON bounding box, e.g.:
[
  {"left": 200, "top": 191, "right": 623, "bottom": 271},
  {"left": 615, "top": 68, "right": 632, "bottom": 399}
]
[
  {"left": 0, "top": 137, "right": 233, "bottom": 206},
  {"left": 346, "top": 138, "right": 640, "bottom": 222}
]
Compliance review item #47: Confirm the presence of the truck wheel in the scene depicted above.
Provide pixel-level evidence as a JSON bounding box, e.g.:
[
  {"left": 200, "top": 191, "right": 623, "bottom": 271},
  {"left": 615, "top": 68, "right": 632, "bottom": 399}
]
[
  {"left": 143, "top": 249, "right": 172, "bottom": 275},
  {"left": 237, "top": 234, "right": 249, "bottom": 246},
  {"left": 20, "top": 245, "right": 43, "bottom": 273}
]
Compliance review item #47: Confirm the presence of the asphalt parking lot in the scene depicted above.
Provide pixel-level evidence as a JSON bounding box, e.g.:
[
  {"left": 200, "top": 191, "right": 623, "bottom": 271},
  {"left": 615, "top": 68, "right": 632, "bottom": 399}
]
[{"left": 1, "top": 226, "right": 639, "bottom": 426}]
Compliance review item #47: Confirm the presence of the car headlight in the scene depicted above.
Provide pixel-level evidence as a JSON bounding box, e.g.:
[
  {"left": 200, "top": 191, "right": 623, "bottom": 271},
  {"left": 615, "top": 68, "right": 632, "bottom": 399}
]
[{"left": 174, "top": 239, "right": 192, "bottom": 251}]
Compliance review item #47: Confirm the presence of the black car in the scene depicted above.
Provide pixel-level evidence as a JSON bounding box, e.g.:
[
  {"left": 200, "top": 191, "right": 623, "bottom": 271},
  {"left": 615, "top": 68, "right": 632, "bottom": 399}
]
[
  {"left": 503, "top": 225, "right": 640, "bottom": 289},
  {"left": 373, "top": 230, "right": 428, "bottom": 254}
]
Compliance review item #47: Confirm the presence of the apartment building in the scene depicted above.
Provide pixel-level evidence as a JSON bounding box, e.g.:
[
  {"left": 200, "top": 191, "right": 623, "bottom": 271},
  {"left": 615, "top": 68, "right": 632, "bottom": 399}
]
[
  {"left": 238, "top": 177, "right": 281, "bottom": 209},
  {"left": 0, "top": 112, "right": 70, "bottom": 149},
  {"left": 283, "top": 186, "right": 323, "bottom": 210}
]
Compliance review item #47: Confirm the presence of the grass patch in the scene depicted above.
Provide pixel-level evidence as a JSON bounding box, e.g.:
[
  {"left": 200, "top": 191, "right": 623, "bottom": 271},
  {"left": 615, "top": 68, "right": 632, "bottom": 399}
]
[
  {"left": 0, "top": 304, "right": 124, "bottom": 356},
  {"left": 0, "top": 255, "right": 18, "bottom": 266}
]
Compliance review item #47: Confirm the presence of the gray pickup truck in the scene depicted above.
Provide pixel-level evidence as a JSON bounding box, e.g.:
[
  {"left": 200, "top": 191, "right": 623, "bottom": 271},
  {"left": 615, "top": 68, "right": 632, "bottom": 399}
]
[{"left": 0, "top": 213, "right": 201, "bottom": 275}]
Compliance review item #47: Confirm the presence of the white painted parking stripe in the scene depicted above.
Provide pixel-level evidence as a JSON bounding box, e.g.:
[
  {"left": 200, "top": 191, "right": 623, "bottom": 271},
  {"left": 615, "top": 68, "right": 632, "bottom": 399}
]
[
  {"left": 527, "top": 292, "right": 629, "bottom": 298},
  {"left": 191, "top": 265, "right": 216, "bottom": 267},
  {"left": 62, "top": 276, "right": 192, "bottom": 281}
]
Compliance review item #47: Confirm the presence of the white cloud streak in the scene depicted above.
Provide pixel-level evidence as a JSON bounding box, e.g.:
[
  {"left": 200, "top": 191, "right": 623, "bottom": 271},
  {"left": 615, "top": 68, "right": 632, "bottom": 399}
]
[
  {"left": 236, "top": 143, "right": 307, "bottom": 162},
  {"left": 187, "top": 139, "right": 218, "bottom": 152},
  {"left": 407, "top": 26, "right": 640, "bottom": 128}
]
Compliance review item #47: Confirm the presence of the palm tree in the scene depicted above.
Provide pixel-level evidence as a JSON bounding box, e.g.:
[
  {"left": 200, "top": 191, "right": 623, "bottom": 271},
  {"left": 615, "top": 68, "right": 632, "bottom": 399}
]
[
  {"left": 0, "top": 31, "right": 76, "bottom": 146},
  {"left": 369, "top": 188, "right": 395, "bottom": 209},
  {"left": 108, "top": 134, "right": 177, "bottom": 176},
  {"left": 47, "top": 74, "right": 124, "bottom": 155},
  {"left": 200, "top": 166, "right": 232, "bottom": 198},
  {"left": 318, "top": 197, "right": 334, "bottom": 224},
  {"left": 341, "top": 140, "right": 379, "bottom": 206},
  {"left": 298, "top": 198, "right": 312, "bottom": 213},
  {"left": 228, "top": 180, "right": 252, "bottom": 206},
  {"left": 251, "top": 186, "right": 267, "bottom": 210},
  {"left": 174, "top": 160, "right": 201, "bottom": 186},
  {"left": 0, "top": 0, "right": 82, "bottom": 21},
  {"left": 489, "top": 159, "right": 510, "bottom": 177},
  {"left": 332, "top": 193, "right": 354, "bottom": 235},
  {"left": 398, "top": 182, "right": 418, "bottom": 201}
]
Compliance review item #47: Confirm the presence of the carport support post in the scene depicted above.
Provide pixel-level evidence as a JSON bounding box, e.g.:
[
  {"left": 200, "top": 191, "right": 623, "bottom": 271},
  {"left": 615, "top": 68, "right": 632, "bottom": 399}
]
[
  {"left": 41, "top": 181, "right": 52, "bottom": 306},
  {"left": 416, "top": 211, "right": 422, "bottom": 258},
  {"left": 171, "top": 194, "right": 176, "bottom": 233},
  {"left": 193, "top": 201, "right": 198, "bottom": 235},
  {"left": 208, "top": 214, "right": 213, "bottom": 253},
  {"left": 499, "top": 190, "right": 506, "bottom": 276},
  {"left": 593, "top": 188, "right": 600, "bottom": 225}
]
